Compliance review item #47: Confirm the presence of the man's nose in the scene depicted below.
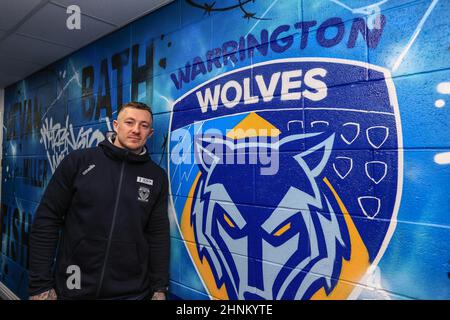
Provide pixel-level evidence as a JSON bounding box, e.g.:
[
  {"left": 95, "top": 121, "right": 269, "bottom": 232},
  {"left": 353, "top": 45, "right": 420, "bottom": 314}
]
[{"left": 131, "top": 124, "right": 140, "bottom": 134}]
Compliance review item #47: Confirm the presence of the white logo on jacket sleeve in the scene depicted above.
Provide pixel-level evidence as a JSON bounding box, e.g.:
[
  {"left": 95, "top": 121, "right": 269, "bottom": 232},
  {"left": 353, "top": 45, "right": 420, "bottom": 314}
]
[
  {"left": 137, "top": 176, "right": 153, "bottom": 186},
  {"left": 82, "top": 164, "right": 96, "bottom": 175},
  {"left": 138, "top": 186, "right": 150, "bottom": 202}
]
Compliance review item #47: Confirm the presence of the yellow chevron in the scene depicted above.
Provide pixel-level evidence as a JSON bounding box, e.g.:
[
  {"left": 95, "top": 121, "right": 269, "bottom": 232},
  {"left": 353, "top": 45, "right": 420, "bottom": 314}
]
[
  {"left": 311, "top": 177, "right": 370, "bottom": 300},
  {"left": 181, "top": 172, "right": 229, "bottom": 300},
  {"left": 226, "top": 112, "right": 280, "bottom": 139}
]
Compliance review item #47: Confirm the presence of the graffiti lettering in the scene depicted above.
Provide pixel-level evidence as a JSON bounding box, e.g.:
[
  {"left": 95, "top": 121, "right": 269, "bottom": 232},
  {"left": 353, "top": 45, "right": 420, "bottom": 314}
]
[
  {"left": 23, "top": 159, "right": 49, "bottom": 188},
  {"left": 81, "top": 43, "right": 153, "bottom": 120},
  {"left": 0, "top": 203, "right": 31, "bottom": 269},
  {"left": 171, "top": 16, "right": 386, "bottom": 89},
  {"left": 6, "top": 97, "right": 43, "bottom": 140},
  {"left": 3, "top": 159, "right": 48, "bottom": 188},
  {"left": 39, "top": 115, "right": 111, "bottom": 173}
]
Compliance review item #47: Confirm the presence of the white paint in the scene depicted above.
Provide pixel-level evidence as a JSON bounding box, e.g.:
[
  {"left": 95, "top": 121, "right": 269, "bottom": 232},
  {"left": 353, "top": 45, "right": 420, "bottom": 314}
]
[
  {"left": 287, "top": 120, "right": 304, "bottom": 130},
  {"left": 358, "top": 196, "right": 381, "bottom": 219},
  {"left": 434, "top": 152, "right": 450, "bottom": 165},
  {"left": 311, "top": 120, "right": 329, "bottom": 127},
  {"left": 331, "top": 0, "right": 387, "bottom": 29},
  {"left": 333, "top": 156, "right": 353, "bottom": 179},
  {"left": 197, "top": 68, "right": 327, "bottom": 113},
  {"left": 354, "top": 265, "right": 393, "bottom": 300},
  {"left": 69, "top": 59, "right": 81, "bottom": 87},
  {"left": 392, "top": 0, "right": 439, "bottom": 71},
  {"left": 281, "top": 70, "right": 303, "bottom": 101},
  {"left": 365, "top": 161, "right": 387, "bottom": 184},
  {"left": 245, "top": 0, "right": 280, "bottom": 37},
  {"left": 10, "top": 143, "right": 16, "bottom": 156},
  {"left": 366, "top": 126, "right": 389, "bottom": 149},
  {"left": 40, "top": 115, "right": 112, "bottom": 173},
  {"left": 41, "top": 71, "right": 82, "bottom": 120},
  {"left": 340, "top": 122, "right": 360, "bottom": 145},
  {"left": 434, "top": 99, "right": 445, "bottom": 108},
  {"left": 435, "top": 82, "right": 449, "bottom": 107},
  {"left": 437, "top": 82, "right": 450, "bottom": 94},
  {"left": 221, "top": 80, "right": 243, "bottom": 108}
]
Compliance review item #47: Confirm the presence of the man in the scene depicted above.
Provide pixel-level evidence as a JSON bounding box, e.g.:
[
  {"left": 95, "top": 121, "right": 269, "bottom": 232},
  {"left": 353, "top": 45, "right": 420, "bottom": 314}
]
[{"left": 29, "top": 102, "right": 169, "bottom": 300}]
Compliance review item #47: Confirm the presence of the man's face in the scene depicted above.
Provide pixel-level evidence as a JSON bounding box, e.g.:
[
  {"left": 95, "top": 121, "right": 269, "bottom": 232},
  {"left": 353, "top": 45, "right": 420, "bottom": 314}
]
[{"left": 113, "top": 107, "right": 154, "bottom": 153}]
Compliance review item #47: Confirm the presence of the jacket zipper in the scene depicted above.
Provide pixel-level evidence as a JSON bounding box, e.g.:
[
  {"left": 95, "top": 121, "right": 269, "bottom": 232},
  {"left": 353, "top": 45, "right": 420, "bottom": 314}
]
[{"left": 95, "top": 160, "right": 126, "bottom": 298}]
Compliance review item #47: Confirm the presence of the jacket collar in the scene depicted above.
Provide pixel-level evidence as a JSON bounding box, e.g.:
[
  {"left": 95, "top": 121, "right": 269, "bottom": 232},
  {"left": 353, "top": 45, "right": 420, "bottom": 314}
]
[{"left": 99, "top": 131, "right": 151, "bottom": 163}]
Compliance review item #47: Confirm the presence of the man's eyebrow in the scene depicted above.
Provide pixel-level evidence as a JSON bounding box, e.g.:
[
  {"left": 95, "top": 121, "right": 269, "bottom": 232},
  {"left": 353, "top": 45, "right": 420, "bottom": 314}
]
[{"left": 123, "top": 117, "right": 150, "bottom": 124}]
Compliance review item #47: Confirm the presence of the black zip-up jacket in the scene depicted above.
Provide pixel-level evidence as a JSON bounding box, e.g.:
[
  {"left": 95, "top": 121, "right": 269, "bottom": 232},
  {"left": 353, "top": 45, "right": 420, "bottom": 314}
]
[{"left": 29, "top": 134, "right": 170, "bottom": 299}]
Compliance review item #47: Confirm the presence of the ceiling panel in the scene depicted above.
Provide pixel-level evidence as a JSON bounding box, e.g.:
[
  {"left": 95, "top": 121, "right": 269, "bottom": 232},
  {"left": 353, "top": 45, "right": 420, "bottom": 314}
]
[
  {"left": 0, "top": 34, "right": 73, "bottom": 66},
  {"left": 0, "top": 73, "right": 23, "bottom": 88},
  {"left": 16, "top": 2, "right": 116, "bottom": 49},
  {"left": 0, "top": 0, "right": 173, "bottom": 88},
  {"left": 0, "top": 54, "right": 43, "bottom": 76},
  {"left": 0, "top": 0, "right": 42, "bottom": 30},
  {"left": 52, "top": 0, "right": 172, "bottom": 26},
  {"left": 0, "top": 54, "right": 43, "bottom": 73}
]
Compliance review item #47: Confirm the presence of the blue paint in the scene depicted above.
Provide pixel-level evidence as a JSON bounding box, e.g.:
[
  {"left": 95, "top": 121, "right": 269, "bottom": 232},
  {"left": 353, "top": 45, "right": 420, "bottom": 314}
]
[{"left": 1, "top": 0, "right": 449, "bottom": 300}]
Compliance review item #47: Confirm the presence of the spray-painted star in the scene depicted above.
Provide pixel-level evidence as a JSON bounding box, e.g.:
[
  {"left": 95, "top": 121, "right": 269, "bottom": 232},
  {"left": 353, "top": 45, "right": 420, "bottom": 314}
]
[{"left": 203, "top": 2, "right": 216, "bottom": 15}]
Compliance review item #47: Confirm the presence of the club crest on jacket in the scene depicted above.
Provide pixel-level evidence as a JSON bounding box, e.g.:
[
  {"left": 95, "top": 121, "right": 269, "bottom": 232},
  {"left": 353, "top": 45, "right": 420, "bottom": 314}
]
[{"left": 138, "top": 186, "right": 150, "bottom": 202}]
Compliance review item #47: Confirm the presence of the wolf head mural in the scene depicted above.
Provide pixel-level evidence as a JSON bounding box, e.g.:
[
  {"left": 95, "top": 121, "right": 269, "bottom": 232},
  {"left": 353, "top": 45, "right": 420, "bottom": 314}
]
[
  {"left": 191, "top": 132, "right": 353, "bottom": 299},
  {"left": 169, "top": 58, "right": 402, "bottom": 300}
]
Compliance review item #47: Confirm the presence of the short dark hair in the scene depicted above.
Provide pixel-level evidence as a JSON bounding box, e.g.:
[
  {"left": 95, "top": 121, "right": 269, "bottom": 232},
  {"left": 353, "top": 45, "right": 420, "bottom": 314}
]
[{"left": 119, "top": 101, "right": 153, "bottom": 119}]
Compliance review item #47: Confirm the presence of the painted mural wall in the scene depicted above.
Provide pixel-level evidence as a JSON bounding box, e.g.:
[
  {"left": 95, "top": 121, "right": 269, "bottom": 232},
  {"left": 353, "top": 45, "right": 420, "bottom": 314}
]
[{"left": 1, "top": 0, "right": 449, "bottom": 300}]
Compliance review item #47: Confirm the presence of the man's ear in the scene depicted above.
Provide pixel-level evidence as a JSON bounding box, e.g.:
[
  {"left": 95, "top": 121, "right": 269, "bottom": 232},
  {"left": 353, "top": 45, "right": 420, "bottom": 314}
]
[
  {"left": 113, "top": 119, "right": 119, "bottom": 132},
  {"left": 147, "top": 128, "right": 154, "bottom": 138}
]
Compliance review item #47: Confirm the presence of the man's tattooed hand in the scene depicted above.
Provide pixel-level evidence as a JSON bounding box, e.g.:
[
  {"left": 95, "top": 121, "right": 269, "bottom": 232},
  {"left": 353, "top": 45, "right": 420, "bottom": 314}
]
[{"left": 29, "top": 289, "right": 57, "bottom": 300}]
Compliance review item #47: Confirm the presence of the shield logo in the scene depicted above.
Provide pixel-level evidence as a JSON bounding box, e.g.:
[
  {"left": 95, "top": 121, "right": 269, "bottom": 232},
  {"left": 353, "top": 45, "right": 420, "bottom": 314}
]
[
  {"left": 168, "top": 58, "right": 403, "bottom": 300},
  {"left": 138, "top": 186, "right": 150, "bottom": 202}
]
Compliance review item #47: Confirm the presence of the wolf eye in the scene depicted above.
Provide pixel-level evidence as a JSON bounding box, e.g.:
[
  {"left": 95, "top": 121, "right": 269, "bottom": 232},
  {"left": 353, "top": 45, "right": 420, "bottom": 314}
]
[
  {"left": 273, "top": 222, "right": 291, "bottom": 237},
  {"left": 223, "top": 213, "right": 236, "bottom": 228}
]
